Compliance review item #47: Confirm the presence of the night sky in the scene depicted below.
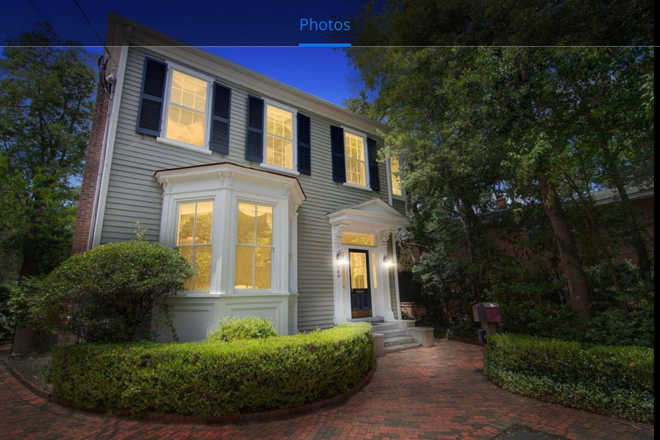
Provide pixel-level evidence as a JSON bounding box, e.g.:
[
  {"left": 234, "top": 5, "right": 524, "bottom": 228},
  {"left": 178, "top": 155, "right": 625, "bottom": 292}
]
[{"left": 1, "top": 0, "right": 371, "bottom": 106}]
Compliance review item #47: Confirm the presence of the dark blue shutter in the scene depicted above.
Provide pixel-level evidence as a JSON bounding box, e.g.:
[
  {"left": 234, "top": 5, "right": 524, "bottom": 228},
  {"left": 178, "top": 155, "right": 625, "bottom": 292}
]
[
  {"left": 297, "top": 113, "right": 311, "bottom": 175},
  {"left": 210, "top": 83, "right": 231, "bottom": 154},
  {"left": 330, "top": 125, "right": 346, "bottom": 183},
  {"left": 136, "top": 57, "right": 167, "bottom": 136},
  {"left": 246, "top": 95, "right": 264, "bottom": 162},
  {"left": 367, "top": 137, "right": 380, "bottom": 191}
]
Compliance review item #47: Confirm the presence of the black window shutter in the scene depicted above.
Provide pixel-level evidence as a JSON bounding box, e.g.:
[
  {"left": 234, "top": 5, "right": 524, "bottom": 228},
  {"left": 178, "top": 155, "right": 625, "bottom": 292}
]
[
  {"left": 330, "top": 125, "right": 346, "bottom": 183},
  {"left": 297, "top": 113, "right": 311, "bottom": 175},
  {"left": 367, "top": 137, "right": 380, "bottom": 191},
  {"left": 210, "top": 83, "right": 231, "bottom": 154},
  {"left": 136, "top": 57, "right": 167, "bottom": 136},
  {"left": 246, "top": 95, "right": 264, "bottom": 162}
]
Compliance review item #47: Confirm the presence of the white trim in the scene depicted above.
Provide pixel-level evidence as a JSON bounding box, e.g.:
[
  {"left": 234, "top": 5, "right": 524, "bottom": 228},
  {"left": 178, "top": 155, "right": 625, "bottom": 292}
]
[
  {"left": 343, "top": 182, "right": 373, "bottom": 192},
  {"left": 262, "top": 99, "right": 298, "bottom": 172},
  {"left": 260, "top": 162, "right": 300, "bottom": 176},
  {"left": 392, "top": 231, "right": 402, "bottom": 320},
  {"left": 160, "top": 63, "right": 214, "bottom": 152},
  {"left": 91, "top": 32, "right": 130, "bottom": 248},
  {"left": 156, "top": 137, "right": 213, "bottom": 154}
]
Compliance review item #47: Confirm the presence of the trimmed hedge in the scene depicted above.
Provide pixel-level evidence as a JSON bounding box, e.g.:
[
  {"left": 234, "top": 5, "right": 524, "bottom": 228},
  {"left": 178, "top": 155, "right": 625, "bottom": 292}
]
[
  {"left": 207, "top": 316, "right": 278, "bottom": 342},
  {"left": 485, "top": 333, "right": 654, "bottom": 423},
  {"left": 49, "top": 323, "right": 374, "bottom": 417}
]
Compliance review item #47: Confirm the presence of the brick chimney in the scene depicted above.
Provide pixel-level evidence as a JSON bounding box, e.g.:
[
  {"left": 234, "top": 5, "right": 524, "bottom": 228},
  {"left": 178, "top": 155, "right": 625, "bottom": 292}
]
[{"left": 71, "top": 72, "right": 111, "bottom": 255}]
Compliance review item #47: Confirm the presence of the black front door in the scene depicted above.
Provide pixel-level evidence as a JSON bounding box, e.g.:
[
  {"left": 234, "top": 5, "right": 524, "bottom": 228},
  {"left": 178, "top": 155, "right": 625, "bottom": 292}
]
[{"left": 349, "top": 249, "right": 372, "bottom": 318}]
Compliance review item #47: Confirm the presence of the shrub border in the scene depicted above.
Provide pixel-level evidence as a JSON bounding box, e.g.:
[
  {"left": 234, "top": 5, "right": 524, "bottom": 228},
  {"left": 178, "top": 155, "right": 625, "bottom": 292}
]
[{"left": 6, "top": 357, "right": 376, "bottom": 424}]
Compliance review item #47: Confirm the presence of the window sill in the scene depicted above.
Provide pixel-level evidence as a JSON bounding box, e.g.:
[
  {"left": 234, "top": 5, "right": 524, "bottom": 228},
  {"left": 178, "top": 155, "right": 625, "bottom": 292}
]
[
  {"left": 392, "top": 194, "right": 405, "bottom": 201},
  {"left": 156, "top": 137, "right": 213, "bottom": 155},
  {"left": 343, "top": 182, "right": 372, "bottom": 192},
  {"left": 259, "top": 162, "right": 300, "bottom": 176}
]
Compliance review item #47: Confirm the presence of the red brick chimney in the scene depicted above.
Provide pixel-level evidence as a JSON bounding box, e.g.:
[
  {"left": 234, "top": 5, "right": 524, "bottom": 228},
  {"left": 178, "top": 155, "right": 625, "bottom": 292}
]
[{"left": 71, "top": 72, "right": 111, "bottom": 255}]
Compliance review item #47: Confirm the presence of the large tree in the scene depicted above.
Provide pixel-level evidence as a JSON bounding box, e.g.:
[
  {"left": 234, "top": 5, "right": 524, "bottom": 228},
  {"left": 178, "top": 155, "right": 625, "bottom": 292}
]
[
  {"left": 0, "top": 24, "right": 95, "bottom": 278},
  {"left": 345, "top": 44, "right": 653, "bottom": 320}
]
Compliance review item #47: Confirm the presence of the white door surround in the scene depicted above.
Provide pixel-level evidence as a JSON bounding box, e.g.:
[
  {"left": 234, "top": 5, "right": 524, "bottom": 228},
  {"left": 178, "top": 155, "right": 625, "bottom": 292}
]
[{"left": 327, "top": 198, "right": 409, "bottom": 325}]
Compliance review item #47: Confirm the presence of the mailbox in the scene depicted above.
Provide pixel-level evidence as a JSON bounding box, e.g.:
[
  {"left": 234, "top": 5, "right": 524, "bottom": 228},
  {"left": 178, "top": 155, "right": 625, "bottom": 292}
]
[{"left": 472, "top": 303, "right": 501, "bottom": 323}]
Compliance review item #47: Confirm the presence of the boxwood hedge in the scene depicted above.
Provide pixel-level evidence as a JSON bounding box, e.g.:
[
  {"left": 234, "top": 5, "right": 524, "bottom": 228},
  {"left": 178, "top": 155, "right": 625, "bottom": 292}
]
[
  {"left": 49, "top": 323, "right": 374, "bottom": 417},
  {"left": 485, "top": 333, "right": 654, "bottom": 423}
]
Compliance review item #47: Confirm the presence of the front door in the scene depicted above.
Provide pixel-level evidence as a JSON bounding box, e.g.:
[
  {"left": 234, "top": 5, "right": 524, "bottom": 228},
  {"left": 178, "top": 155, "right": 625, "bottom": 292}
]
[{"left": 349, "top": 249, "right": 372, "bottom": 318}]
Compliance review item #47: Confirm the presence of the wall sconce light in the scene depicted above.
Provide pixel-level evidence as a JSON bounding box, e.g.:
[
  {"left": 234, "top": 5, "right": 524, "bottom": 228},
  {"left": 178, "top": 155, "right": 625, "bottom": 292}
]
[
  {"left": 383, "top": 253, "right": 394, "bottom": 267},
  {"left": 336, "top": 249, "right": 347, "bottom": 264}
]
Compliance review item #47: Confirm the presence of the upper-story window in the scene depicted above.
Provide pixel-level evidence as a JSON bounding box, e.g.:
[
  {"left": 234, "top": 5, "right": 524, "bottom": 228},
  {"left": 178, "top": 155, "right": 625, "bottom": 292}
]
[
  {"left": 176, "top": 201, "right": 213, "bottom": 291},
  {"left": 264, "top": 103, "right": 296, "bottom": 170},
  {"left": 345, "top": 131, "right": 368, "bottom": 187},
  {"left": 164, "top": 69, "right": 211, "bottom": 148},
  {"left": 390, "top": 156, "right": 402, "bottom": 197}
]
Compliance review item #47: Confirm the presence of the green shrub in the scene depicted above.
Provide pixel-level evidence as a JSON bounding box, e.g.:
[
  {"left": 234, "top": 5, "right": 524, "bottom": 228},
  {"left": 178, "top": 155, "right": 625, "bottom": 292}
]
[
  {"left": 36, "top": 240, "right": 195, "bottom": 343},
  {"left": 485, "top": 333, "right": 654, "bottom": 423},
  {"left": 48, "top": 323, "right": 375, "bottom": 417},
  {"left": 207, "top": 316, "right": 278, "bottom": 342}
]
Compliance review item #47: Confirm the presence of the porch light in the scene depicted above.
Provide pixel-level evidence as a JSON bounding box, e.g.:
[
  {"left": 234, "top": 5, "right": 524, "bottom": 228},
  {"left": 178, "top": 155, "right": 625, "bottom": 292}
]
[
  {"left": 336, "top": 249, "right": 347, "bottom": 264},
  {"left": 383, "top": 253, "right": 394, "bottom": 267}
]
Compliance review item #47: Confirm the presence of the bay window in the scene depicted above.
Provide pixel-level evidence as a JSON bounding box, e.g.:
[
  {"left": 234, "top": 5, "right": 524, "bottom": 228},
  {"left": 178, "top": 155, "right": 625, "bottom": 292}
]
[
  {"left": 235, "top": 202, "right": 273, "bottom": 289},
  {"left": 176, "top": 201, "right": 213, "bottom": 290}
]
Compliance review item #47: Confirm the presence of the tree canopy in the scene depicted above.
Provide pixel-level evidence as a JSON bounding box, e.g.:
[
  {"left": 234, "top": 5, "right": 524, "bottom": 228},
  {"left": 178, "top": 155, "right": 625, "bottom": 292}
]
[{"left": 0, "top": 24, "right": 96, "bottom": 279}]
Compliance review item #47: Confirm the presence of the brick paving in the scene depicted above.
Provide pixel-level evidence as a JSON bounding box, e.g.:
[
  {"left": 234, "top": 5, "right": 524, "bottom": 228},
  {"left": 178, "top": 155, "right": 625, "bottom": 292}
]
[{"left": 0, "top": 339, "right": 654, "bottom": 439}]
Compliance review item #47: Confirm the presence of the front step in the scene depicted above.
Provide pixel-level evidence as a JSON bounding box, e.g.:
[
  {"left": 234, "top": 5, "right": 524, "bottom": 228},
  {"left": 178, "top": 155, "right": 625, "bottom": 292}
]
[
  {"left": 383, "top": 336, "right": 415, "bottom": 347},
  {"left": 371, "top": 321, "right": 430, "bottom": 355}
]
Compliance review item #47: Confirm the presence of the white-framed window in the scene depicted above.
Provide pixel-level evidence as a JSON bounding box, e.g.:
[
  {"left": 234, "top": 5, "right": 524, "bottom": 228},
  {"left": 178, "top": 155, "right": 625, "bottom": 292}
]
[
  {"left": 390, "top": 156, "right": 403, "bottom": 197},
  {"left": 235, "top": 202, "right": 274, "bottom": 290},
  {"left": 263, "top": 101, "right": 297, "bottom": 171},
  {"left": 344, "top": 129, "right": 369, "bottom": 188},
  {"left": 176, "top": 200, "right": 214, "bottom": 291},
  {"left": 160, "top": 64, "right": 213, "bottom": 151}
]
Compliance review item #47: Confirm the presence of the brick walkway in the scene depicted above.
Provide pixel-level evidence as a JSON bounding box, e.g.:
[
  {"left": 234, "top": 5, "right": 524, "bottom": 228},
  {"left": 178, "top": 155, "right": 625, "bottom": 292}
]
[{"left": 0, "top": 340, "right": 654, "bottom": 439}]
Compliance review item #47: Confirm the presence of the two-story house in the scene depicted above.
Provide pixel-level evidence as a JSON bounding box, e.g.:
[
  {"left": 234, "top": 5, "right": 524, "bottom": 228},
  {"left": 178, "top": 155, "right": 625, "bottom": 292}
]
[{"left": 72, "top": 13, "right": 409, "bottom": 342}]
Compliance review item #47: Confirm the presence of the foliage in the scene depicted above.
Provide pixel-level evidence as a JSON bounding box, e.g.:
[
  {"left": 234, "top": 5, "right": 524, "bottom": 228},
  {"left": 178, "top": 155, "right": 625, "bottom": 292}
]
[
  {"left": 34, "top": 240, "right": 194, "bottom": 343},
  {"left": 0, "top": 284, "right": 14, "bottom": 339},
  {"left": 207, "top": 316, "right": 278, "bottom": 342},
  {"left": 348, "top": 0, "right": 653, "bottom": 46},
  {"left": 0, "top": 24, "right": 96, "bottom": 278},
  {"left": 485, "top": 333, "right": 654, "bottom": 423},
  {"left": 48, "top": 323, "right": 375, "bottom": 417}
]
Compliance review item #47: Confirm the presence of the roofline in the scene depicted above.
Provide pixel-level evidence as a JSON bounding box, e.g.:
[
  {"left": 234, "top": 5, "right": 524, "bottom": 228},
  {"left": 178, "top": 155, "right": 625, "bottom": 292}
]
[{"left": 105, "top": 12, "right": 390, "bottom": 136}]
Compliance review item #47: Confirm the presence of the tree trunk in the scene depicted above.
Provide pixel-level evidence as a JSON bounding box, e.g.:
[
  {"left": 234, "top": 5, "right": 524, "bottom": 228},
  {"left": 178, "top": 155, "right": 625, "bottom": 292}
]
[
  {"left": 539, "top": 175, "right": 592, "bottom": 320},
  {"left": 602, "top": 148, "right": 652, "bottom": 278}
]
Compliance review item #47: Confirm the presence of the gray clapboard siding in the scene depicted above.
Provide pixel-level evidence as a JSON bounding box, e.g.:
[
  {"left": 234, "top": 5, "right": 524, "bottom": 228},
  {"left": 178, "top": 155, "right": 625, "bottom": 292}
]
[{"left": 100, "top": 46, "right": 395, "bottom": 330}]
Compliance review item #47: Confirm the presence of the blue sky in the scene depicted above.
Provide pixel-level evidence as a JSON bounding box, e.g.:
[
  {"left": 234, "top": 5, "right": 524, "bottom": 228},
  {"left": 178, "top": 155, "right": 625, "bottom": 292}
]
[{"left": 2, "top": 0, "right": 371, "bottom": 106}]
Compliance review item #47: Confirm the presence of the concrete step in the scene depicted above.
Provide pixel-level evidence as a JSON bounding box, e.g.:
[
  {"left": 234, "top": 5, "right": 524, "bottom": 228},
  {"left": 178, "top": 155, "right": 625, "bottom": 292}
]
[
  {"left": 379, "top": 329, "right": 408, "bottom": 339},
  {"left": 384, "top": 342, "right": 422, "bottom": 354},
  {"left": 371, "top": 323, "right": 399, "bottom": 332},
  {"left": 383, "top": 336, "right": 415, "bottom": 347}
]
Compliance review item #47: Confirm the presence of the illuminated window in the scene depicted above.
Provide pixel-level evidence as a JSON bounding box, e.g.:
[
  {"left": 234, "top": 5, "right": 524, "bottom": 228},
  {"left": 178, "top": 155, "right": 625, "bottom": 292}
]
[
  {"left": 235, "top": 203, "right": 273, "bottom": 289},
  {"left": 342, "top": 232, "right": 375, "bottom": 247},
  {"left": 345, "top": 131, "right": 367, "bottom": 187},
  {"left": 265, "top": 104, "right": 294, "bottom": 169},
  {"left": 371, "top": 251, "right": 378, "bottom": 289},
  {"left": 390, "top": 156, "right": 402, "bottom": 196},
  {"left": 165, "top": 70, "right": 209, "bottom": 147},
  {"left": 176, "top": 201, "right": 213, "bottom": 290}
]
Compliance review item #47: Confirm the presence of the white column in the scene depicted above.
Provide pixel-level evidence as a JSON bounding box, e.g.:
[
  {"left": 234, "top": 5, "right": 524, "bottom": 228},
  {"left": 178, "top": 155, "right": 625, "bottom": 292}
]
[
  {"left": 379, "top": 230, "right": 396, "bottom": 321},
  {"left": 331, "top": 223, "right": 348, "bottom": 324}
]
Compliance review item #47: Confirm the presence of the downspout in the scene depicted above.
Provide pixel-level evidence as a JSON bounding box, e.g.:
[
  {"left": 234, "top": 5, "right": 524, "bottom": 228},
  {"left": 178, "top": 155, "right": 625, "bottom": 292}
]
[{"left": 90, "top": 25, "right": 132, "bottom": 247}]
